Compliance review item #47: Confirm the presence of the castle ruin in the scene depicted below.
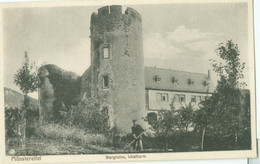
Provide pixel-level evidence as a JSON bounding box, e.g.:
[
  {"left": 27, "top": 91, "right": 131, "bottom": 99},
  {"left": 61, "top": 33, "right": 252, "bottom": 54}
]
[
  {"left": 39, "top": 6, "right": 147, "bottom": 134},
  {"left": 38, "top": 5, "right": 216, "bottom": 135}
]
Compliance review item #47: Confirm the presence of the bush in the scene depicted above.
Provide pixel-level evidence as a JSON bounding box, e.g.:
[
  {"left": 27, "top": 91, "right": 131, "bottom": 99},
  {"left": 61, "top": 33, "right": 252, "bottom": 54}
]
[
  {"left": 5, "top": 107, "right": 23, "bottom": 138},
  {"left": 59, "top": 98, "right": 109, "bottom": 134},
  {"left": 35, "top": 124, "right": 108, "bottom": 145},
  {"left": 5, "top": 105, "right": 39, "bottom": 138}
]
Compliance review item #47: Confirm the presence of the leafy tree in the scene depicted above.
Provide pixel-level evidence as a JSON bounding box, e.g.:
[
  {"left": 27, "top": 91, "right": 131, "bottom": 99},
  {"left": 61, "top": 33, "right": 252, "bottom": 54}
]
[
  {"left": 196, "top": 40, "right": 247, "bottom": 150},
  {"left": 14, "top": 52, "right": 38, "bottom": 95},
  {"left": 62, "top": 98, "right": 110, "bottom": 134},
  {"left": 150, "top": 102, "right": 196, "bottom": 151},
  {"left": 13, "top": 51, "right": 39, "bottom": 146},
  {"left": 239, "top": 90, "right": 251, "bottom": 149},
  {"left": 176, "top": 103, "right": 196, "bottom": 132},
  {"left": 211, "top": 40, "right": 246, "bottom": 89},
  {"left": 152, "top": 108, "right": 176, "bottom": 151},
  {"left": 194, "top": 96, "right": 216, "bottom": 150}
]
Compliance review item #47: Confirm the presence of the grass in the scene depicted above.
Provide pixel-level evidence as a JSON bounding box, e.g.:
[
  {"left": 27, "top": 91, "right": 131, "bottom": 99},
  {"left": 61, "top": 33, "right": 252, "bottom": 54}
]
[
  {"left": 35, "top": 123, "right": 109, "bottom": 145},
  {"left": 6, "top": 123, "right": 118, "bottom": 156},
  {"left": 6, "top": 136, "right": 96, "bottom": 155}
]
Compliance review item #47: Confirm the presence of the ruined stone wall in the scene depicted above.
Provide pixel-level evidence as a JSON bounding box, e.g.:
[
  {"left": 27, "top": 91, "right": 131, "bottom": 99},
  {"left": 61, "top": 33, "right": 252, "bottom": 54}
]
[
  {"left": 89, "top": 5, "right": 146, "bottom": 134},
  {"left": 80, "top": 68, "right": 92, "bottom": 99},
  {"left": 38, "top": 64, "right": 81, "bottom": 120},
  {"left": 38, "top": 68, "right": 55, "bottom": 121}
]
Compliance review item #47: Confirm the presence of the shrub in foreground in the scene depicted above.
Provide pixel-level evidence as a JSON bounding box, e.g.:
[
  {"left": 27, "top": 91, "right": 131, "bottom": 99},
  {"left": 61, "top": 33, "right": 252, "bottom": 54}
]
[{"left": 35, "top": 123, "right": 108, "bottom": 145}]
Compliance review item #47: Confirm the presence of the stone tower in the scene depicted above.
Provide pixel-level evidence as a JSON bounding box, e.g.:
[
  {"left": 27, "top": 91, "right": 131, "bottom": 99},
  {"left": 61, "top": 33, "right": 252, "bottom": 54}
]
[{"left": 88, "top": 5, "right": 146, "bottom": 134}]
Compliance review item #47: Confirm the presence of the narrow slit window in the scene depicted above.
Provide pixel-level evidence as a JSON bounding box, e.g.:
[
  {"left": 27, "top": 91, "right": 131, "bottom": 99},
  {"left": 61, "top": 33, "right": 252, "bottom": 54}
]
[
  {"left": 101, "top": 107, "right": 109, "bottom": 126},
  {"left": 102, "top": 107, "right": 109, "bottom": 115},
  {"left": 103, "top": 75, "right": 109, "bottom": 88}
]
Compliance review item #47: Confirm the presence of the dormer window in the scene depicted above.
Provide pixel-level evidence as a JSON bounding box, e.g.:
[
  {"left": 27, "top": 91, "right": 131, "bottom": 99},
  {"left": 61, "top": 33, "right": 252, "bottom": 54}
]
[
  {"left": 154, "top": 75, "right": 161, "bottom": 83},
  {"left": 203, "top": 80, "right": 210, "bottom": 87},
  {"left": 188, "top": 79, "right": 194, "bottom": 85},
  {"left": 171, "top": 77, "right": 178, "bottom": 84}
]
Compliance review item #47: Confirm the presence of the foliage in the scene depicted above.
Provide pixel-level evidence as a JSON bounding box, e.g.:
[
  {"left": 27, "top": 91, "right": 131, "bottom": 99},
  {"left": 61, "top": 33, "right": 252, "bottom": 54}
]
[
  {"left": 175, "top": 103, "right": 196, "bottom": 132},
  {"left": 38, "top": 64, "right": 81, "bottom": 120},
  {"left": 196, "top": 40, "right": 249, "bottom": 150},
  {"left": 5, "top": 107, "right": 23, "bottom": 138},
  {"left": 13, "top": 52, "right": 39, "bottom": 141},
  {"left": 14, "top": 51, "right": 39, "bottom": 95},
  {"left": 25, "top": 105, "right": 39, "bottom": 137},
  {"left": 35, "top": 124, "right": 108, "bottom": 145},
  {"left": 238, "top": 90, "right": 251, "bottom": 149},
  {"left": 59, "top": 98, "right": 109, "bottom": 134},
  {"left": 5, "top": 106, "right": 39, "bottom": 139},
  {"left": 149, "top": 102, "right": 196, "bottom": 150},
  {"left": 210, "top": 40, "right": 246, "bottom": 89},
  {"left": 147, "top": 108, "right": 175, "bottom": 150}
]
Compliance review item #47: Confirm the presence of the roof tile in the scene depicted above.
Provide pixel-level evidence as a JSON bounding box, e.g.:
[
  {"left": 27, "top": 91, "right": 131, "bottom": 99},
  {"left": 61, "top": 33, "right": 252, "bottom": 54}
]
[{"left": 145, "top": 67, "right": 215, "bottom": 93}]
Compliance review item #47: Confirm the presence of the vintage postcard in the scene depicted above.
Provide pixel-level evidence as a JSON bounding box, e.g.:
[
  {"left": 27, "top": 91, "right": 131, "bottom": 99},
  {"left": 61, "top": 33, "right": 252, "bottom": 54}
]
[{"left": 0, "top": 0, "right": 257, "bottom": 163}]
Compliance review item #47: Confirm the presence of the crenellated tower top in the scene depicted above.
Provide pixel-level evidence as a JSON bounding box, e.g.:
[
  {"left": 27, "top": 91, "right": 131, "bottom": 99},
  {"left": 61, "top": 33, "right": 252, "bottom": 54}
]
[{"left": 91, "top": 5, "right": 142, "bottom": 23}]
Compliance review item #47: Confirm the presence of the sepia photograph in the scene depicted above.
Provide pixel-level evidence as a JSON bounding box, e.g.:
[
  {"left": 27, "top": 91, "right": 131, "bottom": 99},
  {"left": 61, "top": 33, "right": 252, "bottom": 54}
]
[{"left": 0, "top": 0, "right": 256, "bottom": 163}]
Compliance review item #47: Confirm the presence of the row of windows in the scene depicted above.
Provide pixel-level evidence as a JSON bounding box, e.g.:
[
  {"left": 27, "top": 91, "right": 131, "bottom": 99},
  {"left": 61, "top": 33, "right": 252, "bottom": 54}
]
[
  {"left": 155, "top": 75, "right": 210, "bottom": 87},
  {"left": 156, "top": 93, "right": 207, "bottom": 103}
]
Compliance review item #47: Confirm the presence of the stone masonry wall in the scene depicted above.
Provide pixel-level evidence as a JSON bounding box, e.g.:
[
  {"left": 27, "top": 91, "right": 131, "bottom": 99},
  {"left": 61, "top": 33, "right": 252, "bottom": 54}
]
[
  {"left": 89, "top": 5, "right": 146, "bottom": 134},
  {"left": 38, "top": 64, "right": 81, "bottom": 120}
]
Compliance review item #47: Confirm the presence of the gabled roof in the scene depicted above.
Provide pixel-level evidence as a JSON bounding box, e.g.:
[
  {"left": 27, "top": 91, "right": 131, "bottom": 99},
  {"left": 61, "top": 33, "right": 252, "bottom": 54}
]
[{"left": 145, "top": 67, "right": 216, "bottom": 93}]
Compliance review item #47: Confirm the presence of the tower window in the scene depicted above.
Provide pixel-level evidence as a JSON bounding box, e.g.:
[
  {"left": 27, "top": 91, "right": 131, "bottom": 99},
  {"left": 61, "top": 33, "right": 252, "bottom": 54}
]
[
  {"left": 101, "top": 107, "right": 109, "bottom": 115},
  {"left": 102, "top": 45, "right": 110, "bottom": 59},
  {"left": 103, "top": 75, "right": 109, "bottom": 88},
  {"left": 101, "top": 107, "right": 109, "bottom": 126}
]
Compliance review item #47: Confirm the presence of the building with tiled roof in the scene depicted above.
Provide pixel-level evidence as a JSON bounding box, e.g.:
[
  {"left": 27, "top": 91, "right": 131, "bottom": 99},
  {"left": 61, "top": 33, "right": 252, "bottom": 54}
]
[
  {"left": 145, "top": 66, "right": 215, "bottom": 111},
  {"left": 39, "top": 5, "right": 217, "bottom": 134}
]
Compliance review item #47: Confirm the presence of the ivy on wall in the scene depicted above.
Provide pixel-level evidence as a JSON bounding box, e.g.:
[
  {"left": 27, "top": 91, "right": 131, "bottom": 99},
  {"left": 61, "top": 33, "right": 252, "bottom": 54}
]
[{"left": 39, "top": 64, "right": 82, "bottom": 119}]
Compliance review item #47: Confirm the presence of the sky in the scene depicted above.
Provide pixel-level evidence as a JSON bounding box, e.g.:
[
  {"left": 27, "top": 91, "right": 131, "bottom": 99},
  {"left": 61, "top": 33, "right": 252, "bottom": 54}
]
[{"left": 3, "top": 2, "right": 249, "bottom": 99}]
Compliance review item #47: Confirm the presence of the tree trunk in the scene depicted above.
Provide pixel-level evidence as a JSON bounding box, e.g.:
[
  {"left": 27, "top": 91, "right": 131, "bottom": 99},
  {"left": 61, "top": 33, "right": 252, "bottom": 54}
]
[
  {"left": 20, "top": 95, "right": 30, "bottom": 148},
  {"left": 165, "top": 138, "right": 168, "bottom": 151},
  {"left": 201, "top": 126, "right": 206, "bottom": 151},
  {"left": 234, "top": 132, "right": 238, "bottom": 149}
]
